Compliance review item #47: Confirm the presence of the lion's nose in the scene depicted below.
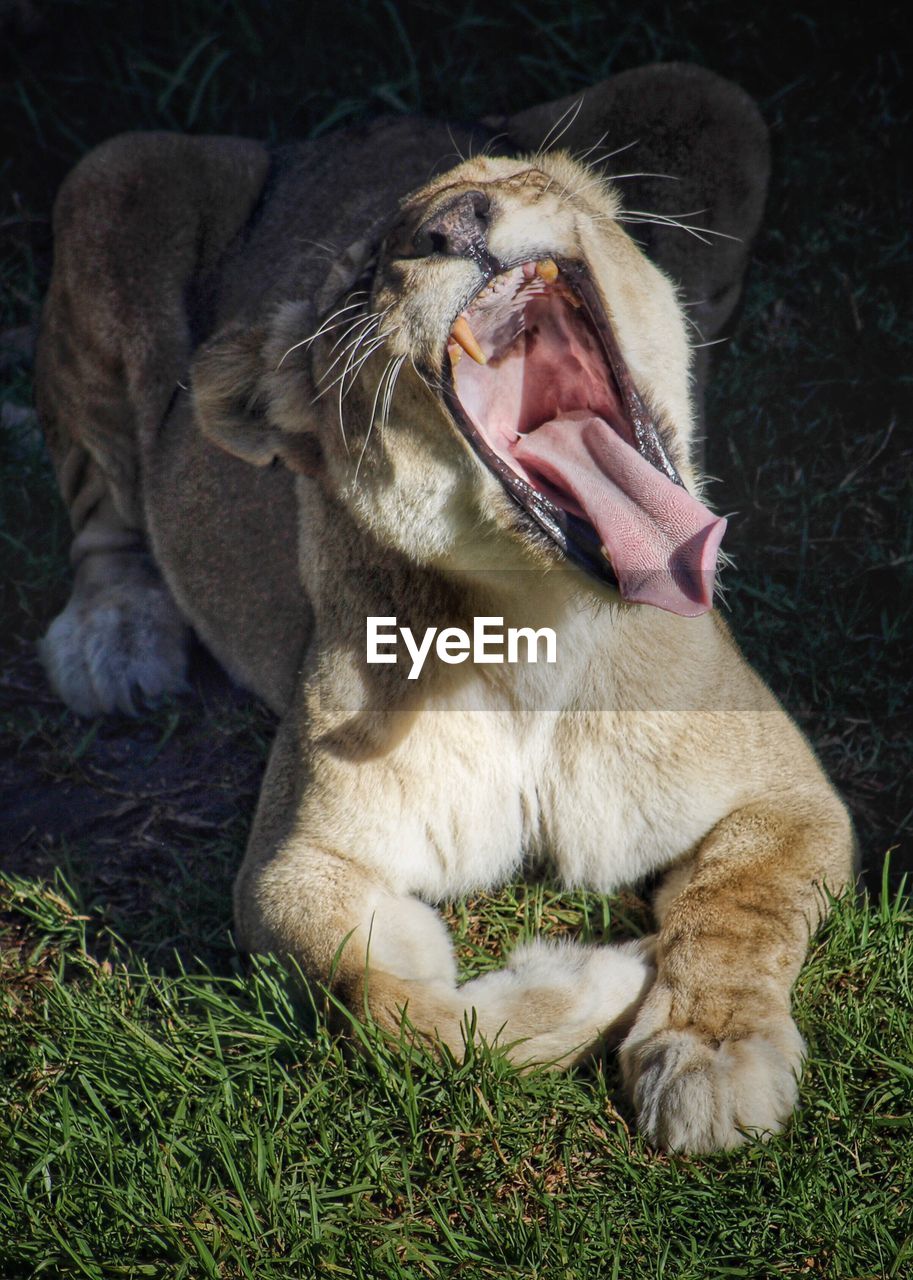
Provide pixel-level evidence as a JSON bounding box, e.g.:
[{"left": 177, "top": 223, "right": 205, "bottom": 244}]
[{"left": 412, "top": 189, "right": 491, "bottom": 258}]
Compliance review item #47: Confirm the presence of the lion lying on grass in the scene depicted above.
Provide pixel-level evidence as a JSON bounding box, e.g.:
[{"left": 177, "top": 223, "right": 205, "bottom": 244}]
[{"left": 35, "top": 63, "right": 854, "bottom": 1152}]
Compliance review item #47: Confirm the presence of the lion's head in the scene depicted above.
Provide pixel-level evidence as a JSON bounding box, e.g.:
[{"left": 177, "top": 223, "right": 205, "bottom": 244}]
[{"left": 194, "top": 149, "right": 727, "bottom": 618}]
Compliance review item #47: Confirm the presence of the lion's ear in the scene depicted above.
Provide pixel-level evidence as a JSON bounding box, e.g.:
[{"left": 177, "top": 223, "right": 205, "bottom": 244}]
[
  {"left": 495, "top": 63, "right": 770, "bottom": 342},
  {"left": 191, "top": 325, "right": 322, "bottom": 475}
]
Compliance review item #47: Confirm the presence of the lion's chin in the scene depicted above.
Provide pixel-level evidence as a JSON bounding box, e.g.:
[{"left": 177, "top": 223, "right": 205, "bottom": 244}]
[{"left": 442, "top": 259, "right": 726, "bottom": 617}]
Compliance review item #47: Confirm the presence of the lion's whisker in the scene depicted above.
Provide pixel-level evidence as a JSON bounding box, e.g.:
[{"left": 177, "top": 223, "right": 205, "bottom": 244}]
[
  {"left": 299, "top": 237, "right": 338, "bottom": 260},
  {"left": 562, "top": 168, "right": 615, "bottom": 202},
  {"left": 318, "top": 317, "right": 402, "bottom": 407},
  {"left": 313, "top": 332, "right": 386, "bottom": 405},
  {"left": 335, "top": 325, "right": 392, "bottom": 456},
  {"left": 342, "top": 321, "right": 403, "bottom": 396},
  {"left": 336, "top": 335, "right": 390, "bottom": 400},
  {"left": 479, "top": 131, "right": 509, "bottom": 158},
  {"left": 313, "top": 334, "right": 378, "bottom": 397},
  {"left": 535, "top": 96, "right": 585, "bottom": 157},
  {"left": 322, "top": 323, "right": 373, "bottom": 367},
  {"left": 681, "top": 311, "right": 707, "bottom": 342},
  {"left": 616, "top": 217, "right": 714, "bottom": 246},
  {"left": 275, "top": 298, "right": 373, "bottom": 369},
  {"left": 625, "top": 206, "right": 708, "bottom": 221},
  {"left": 353, "top": 352, "right": 403, "bottom": 487},
  {"left": 408, "top": 355, "right": 442, "bottom": 397},
  {"left": 446, "top": 125, "right": 467, "bottom": 165},
  {"left": 618, "top": 209, "right": 742, "bottom": 245},
  {"left": 380, "top": 354, "right": 407, "bottom": 435},
  {"left": 317, "top": 312, "right": 387, "bottom": 385},
  {"left": 307, "top": 295, "right": 370, "bottom": 332},
  {"left": 584, "top": 137, "right": 640, "bottom": 165},
  {"left": 353, "top": 363, "right": 389, "bottom": 485},
  {"left": 608, "top": 171, "right": 682, "bottom": 183},
  {"left": 570, "top": 129, "right": 610, "bottom": 167},
  {"left": 326, "top": 307, "right": 386, "bottom": 355}
]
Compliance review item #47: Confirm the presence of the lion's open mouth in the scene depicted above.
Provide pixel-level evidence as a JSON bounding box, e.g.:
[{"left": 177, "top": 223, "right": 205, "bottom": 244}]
[{"left": 442, "top": 260, "right": 726, "bottom": 616}]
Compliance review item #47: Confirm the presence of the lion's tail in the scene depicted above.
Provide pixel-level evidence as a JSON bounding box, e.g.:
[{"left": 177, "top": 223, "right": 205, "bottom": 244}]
[{"left": 353, "top": 922, "right": 655, "bottom": 1069}]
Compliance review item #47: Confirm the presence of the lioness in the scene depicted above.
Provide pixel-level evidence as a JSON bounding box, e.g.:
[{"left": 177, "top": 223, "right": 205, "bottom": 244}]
[{"left": 35, "top": 64, "right": 854, "bottom": 1153}]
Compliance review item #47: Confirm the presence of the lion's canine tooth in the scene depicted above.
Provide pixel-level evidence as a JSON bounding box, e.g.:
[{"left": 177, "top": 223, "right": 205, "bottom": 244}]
[
  {"left": 450, "top": 315, "right": 487, "bottom": 365},
  {"left": 599, "top": 545, "right": 613, "bottom": 565},
  {"left": 536, "top": 258, "right": 559, "bottom": 282}
]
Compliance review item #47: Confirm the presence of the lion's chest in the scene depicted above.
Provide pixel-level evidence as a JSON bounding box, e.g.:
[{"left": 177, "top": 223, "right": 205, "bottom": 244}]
[
  {"left": 536, "top": 712, "right": 721, "bottom": 891},
  {"left": 362, "top": 706, "right": 722, "bottom": 901}
]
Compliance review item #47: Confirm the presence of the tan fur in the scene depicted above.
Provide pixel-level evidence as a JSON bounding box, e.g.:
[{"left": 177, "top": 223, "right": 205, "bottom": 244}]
[{"left": 35, "top": 64, "right": 853, "bottom": 1152}]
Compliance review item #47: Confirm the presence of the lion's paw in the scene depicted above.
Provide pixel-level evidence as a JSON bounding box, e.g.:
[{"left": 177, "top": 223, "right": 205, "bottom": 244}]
[
  {"left": 40, "top": 565, "right": 190, "bottom": 717},
  {"left": 620, "top": 986, "right": 805, "bottom": 1153}
]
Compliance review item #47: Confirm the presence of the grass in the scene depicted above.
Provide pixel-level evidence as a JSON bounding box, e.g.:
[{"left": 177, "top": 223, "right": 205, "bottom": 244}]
[
  {"left": 1, "top": 870, "right": 911, "bottom": 1278},
  {"left": 1, "top": 0, "right": 911, "bottom": 1275}
]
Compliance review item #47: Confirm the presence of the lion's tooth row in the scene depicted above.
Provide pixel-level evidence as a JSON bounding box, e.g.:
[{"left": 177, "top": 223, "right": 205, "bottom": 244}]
[
  {"left": 521, "top": 258, "right": 560, "bottom": 282},
  {"left": 450, "top": 314, "right": 487, "bottom": 365}
]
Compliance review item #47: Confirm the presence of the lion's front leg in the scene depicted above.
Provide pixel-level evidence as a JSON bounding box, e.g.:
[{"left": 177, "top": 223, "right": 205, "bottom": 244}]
[
  {"left": 620, "top": 801, "right": 854, "bottom": 1153},
  {"left": 237, "top": 714, "right": 654, "bottom": 1066}
]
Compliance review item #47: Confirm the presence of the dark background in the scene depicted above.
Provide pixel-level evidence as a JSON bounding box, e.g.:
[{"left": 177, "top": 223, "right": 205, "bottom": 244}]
[{"left": 0, "top": 0, "right": 910, "bottom": 955}]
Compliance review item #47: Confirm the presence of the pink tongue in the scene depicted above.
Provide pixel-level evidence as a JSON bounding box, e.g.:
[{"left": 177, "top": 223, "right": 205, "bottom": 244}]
[{"left": 514, "top": 413, "right": 726, "bottom": 616}]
